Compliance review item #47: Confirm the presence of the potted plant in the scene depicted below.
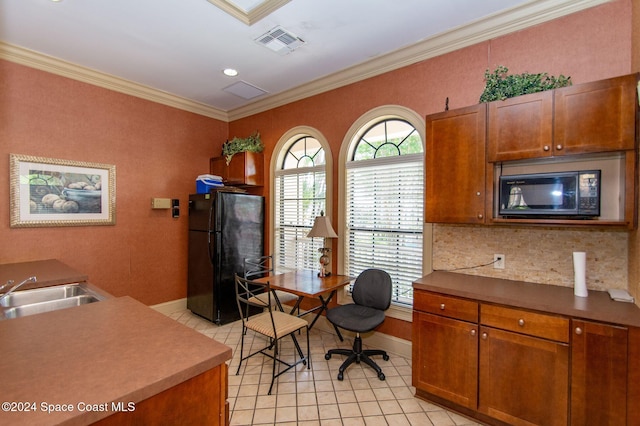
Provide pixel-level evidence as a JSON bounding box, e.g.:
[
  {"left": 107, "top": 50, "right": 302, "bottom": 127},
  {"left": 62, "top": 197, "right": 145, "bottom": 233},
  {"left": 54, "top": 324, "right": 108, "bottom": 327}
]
[
  {"left": 222, "top": 131, "right": 264, "bottom": 165},
  {"left": 479, "top": 65, "right": 572, "bottom": 103}
]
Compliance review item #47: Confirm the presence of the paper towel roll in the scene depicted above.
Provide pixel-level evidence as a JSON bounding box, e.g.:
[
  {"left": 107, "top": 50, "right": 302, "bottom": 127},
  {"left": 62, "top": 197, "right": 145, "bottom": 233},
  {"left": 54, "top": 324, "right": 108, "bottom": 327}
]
[{"left": 573, "top": 251, "right": 588, "bottom": 297}]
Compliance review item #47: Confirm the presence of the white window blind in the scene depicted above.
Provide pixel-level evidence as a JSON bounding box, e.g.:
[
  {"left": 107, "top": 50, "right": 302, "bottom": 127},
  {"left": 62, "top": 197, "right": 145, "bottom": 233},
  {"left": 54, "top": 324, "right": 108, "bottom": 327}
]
[
  {"left": 274, "top": 167, "right": 326, "bottom": 271},
  {"left": 346, "top": 154, "right": 423, "bottom": 305}
]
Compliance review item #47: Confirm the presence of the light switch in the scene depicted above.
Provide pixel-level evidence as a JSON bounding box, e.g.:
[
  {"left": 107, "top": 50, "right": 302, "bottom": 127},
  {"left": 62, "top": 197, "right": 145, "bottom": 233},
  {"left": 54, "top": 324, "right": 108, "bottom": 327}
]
[{"left": 151, "top": 198, "right": 172, "bottom": 209}]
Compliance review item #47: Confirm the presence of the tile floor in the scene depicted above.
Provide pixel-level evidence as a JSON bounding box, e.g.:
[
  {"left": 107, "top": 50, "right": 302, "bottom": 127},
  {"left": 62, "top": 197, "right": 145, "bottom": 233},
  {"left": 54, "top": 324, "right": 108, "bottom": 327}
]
[{"left": 167, "top": 309, "right": 481, "bottom": 426}]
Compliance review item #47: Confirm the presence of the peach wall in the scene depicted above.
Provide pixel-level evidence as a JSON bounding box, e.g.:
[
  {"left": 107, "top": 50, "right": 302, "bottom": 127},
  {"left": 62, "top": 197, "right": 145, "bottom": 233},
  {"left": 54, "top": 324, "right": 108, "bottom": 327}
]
[
  {"left": 1, "top": 61, "right": 228, "bottom": 305},
  {"left": 230, "top": 0, "right": 633, "bottom": 337},
  {"left": 0, "top": 0, "right": 633, "bottom": 321}
]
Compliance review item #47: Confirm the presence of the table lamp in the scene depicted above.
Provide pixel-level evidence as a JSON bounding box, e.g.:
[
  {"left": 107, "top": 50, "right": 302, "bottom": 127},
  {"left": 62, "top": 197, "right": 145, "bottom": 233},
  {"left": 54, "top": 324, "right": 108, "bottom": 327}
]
[{"left": 307, "top": 211, "right": 338, "bottom": 277}]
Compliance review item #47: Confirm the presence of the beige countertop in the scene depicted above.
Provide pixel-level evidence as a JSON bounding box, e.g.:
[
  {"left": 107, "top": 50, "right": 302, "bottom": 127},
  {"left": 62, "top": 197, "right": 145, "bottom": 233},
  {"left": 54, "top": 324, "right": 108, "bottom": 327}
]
[
  {"left": 0, "top": 296, "right": 232, "bottom": 426},
  {"left": 0, "top": 259, "right": 88, "bottom": 290},
  {"left": 414, "top": 271, "right": 640, "bottom": 328}
]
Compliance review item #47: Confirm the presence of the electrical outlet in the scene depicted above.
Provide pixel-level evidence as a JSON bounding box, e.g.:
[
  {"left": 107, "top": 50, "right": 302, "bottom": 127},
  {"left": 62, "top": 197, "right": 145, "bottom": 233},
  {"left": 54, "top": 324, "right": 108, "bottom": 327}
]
[{"left": 494, "top": 254, "right": 505, "bottom": 269}]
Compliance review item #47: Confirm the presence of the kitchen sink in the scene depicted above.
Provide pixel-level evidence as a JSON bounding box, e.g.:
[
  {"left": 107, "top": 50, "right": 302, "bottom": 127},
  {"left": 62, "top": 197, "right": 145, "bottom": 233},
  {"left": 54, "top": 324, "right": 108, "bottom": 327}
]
[
  {"left": 0, "top": 283, "right": 110, "bottom": 320},
  {"left": 3, "top": 295, "right": 101, "bottom": 319},
  {"left": 0, "top": 284, "right": 89, "bottom": 307}
]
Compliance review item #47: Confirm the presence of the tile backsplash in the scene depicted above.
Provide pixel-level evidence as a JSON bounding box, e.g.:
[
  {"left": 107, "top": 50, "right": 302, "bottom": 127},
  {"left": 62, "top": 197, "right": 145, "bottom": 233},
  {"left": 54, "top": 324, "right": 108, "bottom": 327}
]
[{"left": 432, "top": 224, "right": 628, "bottom": 291}]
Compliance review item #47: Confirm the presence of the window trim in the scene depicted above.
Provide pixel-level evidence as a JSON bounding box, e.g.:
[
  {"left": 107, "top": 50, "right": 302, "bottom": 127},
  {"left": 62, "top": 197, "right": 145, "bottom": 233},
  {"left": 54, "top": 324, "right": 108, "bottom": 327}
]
[
  {"left": 270, "top": 126, "right": 334, "bottom": 272},
  {"left": 337, "top": 106, "right": 433, "bottom": 322}
]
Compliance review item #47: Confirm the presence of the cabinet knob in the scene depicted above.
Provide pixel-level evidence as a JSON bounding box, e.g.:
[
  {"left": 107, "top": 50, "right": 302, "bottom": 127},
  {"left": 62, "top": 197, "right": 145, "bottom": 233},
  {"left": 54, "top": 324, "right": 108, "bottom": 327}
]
[
  {"left": 439, "top": 303, "right": 445, "bottom": 310},
  {"left": 477, "top": 214, "right": 483, "bottom": 219},
  {"left": 481, "top": 332, "right": 488, "bottom": 340},
  {"left": 476, "top": 192, "right": 481, "bottom": 196},
  {"left": 575, "top": 327, "right": 583, "bottom": 335},
  {"left": 470, "top": 329, "right": 476, "bottom": 337},
  {"left": 518, "top": 319, "right": 525, "bottom": 327},
  {"left": 556, "top": 144, "right": 563, "bottom": 150},
  {"left": 543, "top": 145, "right": 550, "bottom": 151}
]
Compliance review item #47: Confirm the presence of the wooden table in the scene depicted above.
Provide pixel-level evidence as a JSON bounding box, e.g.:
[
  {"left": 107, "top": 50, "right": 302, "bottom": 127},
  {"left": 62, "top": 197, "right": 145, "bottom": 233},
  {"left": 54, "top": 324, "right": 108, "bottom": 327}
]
[{"left": 255, "top": 270, "right": 353, "bottom": 330}]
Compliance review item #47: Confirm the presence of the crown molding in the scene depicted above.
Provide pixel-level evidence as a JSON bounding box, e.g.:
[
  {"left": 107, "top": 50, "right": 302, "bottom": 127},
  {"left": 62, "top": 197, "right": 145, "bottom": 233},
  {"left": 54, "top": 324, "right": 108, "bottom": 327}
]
[
  {"left": 227, "top": 0, "right": 611, "bottom": 120},
  {"left": 0, "top": 0, "right": 610, "bottom": 123},
  {"left": 206, "top": 0, "right": 291, "bottom": 25},
  {"left": 0, "top": 42, "right": 229, "bottom": 122}
]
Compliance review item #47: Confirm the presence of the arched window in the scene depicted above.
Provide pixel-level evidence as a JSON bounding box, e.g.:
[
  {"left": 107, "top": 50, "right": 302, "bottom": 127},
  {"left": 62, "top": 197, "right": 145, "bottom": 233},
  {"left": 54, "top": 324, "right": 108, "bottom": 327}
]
[
  {"left": 345, "top": 118, "right": 424, "bottom": 305},
  {"left": 274, "top": 135, "right": 328, "bottom": 271}
]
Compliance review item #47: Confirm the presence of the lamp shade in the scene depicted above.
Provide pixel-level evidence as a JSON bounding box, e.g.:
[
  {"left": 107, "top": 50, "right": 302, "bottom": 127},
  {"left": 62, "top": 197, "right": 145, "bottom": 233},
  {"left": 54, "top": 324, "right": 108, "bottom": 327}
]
[{"left": 307, "top": 215, "right": 338, "bottom": 238}]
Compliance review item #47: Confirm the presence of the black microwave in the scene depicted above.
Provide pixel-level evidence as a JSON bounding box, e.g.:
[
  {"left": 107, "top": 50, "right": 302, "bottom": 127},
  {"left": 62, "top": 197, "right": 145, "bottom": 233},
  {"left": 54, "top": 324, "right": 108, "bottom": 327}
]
[{"left": 499, "top": 170, "right": 601, "bottom": 217}]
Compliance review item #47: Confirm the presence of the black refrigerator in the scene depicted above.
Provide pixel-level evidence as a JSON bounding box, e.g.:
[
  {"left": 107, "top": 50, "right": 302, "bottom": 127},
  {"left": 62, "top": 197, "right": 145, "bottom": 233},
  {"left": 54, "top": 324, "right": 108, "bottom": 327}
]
[{"left": 187, "top": 191, "right": 264, "bottom": 324}]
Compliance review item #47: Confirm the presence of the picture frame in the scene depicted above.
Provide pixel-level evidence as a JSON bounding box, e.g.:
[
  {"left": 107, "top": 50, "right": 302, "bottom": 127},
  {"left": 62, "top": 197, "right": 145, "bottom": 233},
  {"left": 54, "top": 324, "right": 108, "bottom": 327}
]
[{"left": 10, "top": 154, "right": 116, "bottom": 228}]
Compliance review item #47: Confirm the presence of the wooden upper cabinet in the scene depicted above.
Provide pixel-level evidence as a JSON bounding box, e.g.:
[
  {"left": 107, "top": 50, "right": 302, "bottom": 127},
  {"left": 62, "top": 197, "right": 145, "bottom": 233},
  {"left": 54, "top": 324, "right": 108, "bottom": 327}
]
[
  {"left": 210, "top": 152, "right": 264, "bottom": 187},
  {"left": 487, "top": 90, "right": 554, "bottom": 162},
  {"left": 488, "top": 73, "right": 638, "bottom": 162},
  {"left": 555, "top": 74, "right": 638, "bottom": 155},
  {"left": 425, "top": 104, "right": 487, "bottom": 224}
]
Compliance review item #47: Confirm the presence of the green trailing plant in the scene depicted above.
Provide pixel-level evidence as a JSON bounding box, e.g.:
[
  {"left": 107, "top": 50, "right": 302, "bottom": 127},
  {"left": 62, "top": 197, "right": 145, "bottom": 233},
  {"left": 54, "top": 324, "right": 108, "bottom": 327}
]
[
  {"left": 222, "top": 131, "right": 263, "bottom": 165},
  {"left": 479, "top": 65, "right": 572, "bottom": 103}
]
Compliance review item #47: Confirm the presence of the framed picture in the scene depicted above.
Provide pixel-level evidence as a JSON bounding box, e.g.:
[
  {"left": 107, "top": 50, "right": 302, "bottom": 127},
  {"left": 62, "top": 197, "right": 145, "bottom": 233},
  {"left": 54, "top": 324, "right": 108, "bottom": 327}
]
[{"left": 10, "top": 154, "right": 116, "bottom": 227}]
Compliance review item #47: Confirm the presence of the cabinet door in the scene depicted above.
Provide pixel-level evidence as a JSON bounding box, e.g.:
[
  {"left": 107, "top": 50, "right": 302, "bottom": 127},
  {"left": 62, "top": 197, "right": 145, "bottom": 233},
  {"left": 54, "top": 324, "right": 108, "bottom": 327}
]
[
  {"left": 479, "top": 326, "right": 569, "bottom": 426},
  {"left": 571, "top": 320, "right": 627, "bottom": 426},
  {"left": 210, "top": 152, "right": 264, "bottom": 186},
  {"left": 210, "top": 156, "right": 228, "bottom": 181},
  {"left": 412, "top": 311, "right": 478, "bottom": 409},
  {"left": 487, "top": 90, "right": 554, "bottom": 162},
  {"left": 425, "top": 104, "right": 486, "bottom": 223},
  {"left": 554, "top": 74, "right": 637, "bottom": 155}
]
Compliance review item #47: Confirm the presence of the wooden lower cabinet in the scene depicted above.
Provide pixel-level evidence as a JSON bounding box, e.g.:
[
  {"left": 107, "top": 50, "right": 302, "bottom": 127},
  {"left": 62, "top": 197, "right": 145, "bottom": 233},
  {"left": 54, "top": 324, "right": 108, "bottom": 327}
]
[
  {"left": 413, "top": 286, "right": 634, "bottom": 426},
  {"left": 95, "top": 364, "right": 229, "bottom": 426},
  {"left": 412, "top": 311, "right": 478, "bottom": 409},
  {"left": 479, "top": 326, "right": 569, "bottom": 426},
  {"left": 570, "top": 320, "right": 627, "bottom": 426}
]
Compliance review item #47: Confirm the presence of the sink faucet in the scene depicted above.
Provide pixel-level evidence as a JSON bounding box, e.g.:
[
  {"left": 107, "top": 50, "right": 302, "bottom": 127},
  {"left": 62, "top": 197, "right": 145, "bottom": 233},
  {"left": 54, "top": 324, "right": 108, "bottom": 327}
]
[{"left": 0, "top": 276, "right": 37, "bottom": 303}]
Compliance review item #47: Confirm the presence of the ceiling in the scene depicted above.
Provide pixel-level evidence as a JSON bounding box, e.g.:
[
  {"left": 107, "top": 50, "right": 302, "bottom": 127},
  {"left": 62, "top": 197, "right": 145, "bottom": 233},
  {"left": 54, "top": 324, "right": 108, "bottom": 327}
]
[{"left": 0, "top": 0, "right": 608, "bottom": 121}]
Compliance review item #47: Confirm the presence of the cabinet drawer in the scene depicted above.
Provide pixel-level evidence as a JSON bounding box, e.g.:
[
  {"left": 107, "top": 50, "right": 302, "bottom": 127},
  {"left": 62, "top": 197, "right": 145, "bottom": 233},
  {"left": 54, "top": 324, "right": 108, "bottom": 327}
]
[
  {"left": 414, "top": 291, "right": 478, "bottom": 323},
  {"left": 481, "top": 304, "right": 569, "bottom": 343}
]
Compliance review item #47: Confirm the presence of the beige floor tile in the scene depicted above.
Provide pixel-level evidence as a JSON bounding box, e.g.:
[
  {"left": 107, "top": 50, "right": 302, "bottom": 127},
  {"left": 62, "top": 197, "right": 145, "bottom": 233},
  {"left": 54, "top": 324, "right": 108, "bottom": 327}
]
[
  {"left": 252, "top": 407, "right": 276, "bottom": 424},
  {"left": 298, "top": 405, "right": 320, "bottom": 421},
  {"left": 167, "top": 309, "right": 471, "bottom": 426},
  {"left": 339, "top": 402, "right": 363, "bottom": 418},
  {"left": 364, "top": 415, "right": 391, "bottom": 426},
  {"left": 316, "top": 391, "right": 338, "bottom": 405},
  {"left": 318, "top": 403, "right": 341, "bottom": 420},
  {"left": 378, "top": 399, "right": 403, "bottom": 415},
  {"left": 383, "top": 413, "right": 411, "bottom": 425},
  {"left": 230, "top": 409, "right": 254, "bottom": 426},
  {"left": 275, "top": 406, "right": 298, "bottom": 423},
  {"left": 358, "top": 400, "right": 383, "bottom": 416},
  {"left": 320, "top": 419, "right": 344, "bottom": 426}
]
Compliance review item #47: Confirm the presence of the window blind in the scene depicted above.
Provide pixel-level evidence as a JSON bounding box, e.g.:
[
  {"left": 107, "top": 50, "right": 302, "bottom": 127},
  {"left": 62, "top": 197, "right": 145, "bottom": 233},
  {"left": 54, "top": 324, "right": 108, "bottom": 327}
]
[
  {"left": 346, "top": 154, "right": 423, "bottom": 305},
  {"left": 274, "top": 167, "right": 326, "bottom": 271}
]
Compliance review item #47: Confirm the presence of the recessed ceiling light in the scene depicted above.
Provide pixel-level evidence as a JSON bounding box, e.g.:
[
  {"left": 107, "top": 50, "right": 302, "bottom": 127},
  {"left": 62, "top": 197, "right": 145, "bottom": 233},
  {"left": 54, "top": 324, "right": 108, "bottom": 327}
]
[{"left": 223, "top": 68, "right": 238, "bottom": 77}]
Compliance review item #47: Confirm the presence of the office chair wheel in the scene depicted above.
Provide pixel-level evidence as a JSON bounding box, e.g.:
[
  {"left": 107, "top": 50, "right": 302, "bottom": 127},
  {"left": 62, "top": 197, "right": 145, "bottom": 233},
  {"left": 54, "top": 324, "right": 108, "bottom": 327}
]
[
  {"left": 325, "top": 353, "right": 331, "bottom": 360},
  {"left": 378, "top": 372, "right": 385, "bottom": 380},
  {"left": 337, "top": 372, "right": 344, "bottom": 381},
  {"left": 383, "top": 354, "right": 389, "bottom": 361}
]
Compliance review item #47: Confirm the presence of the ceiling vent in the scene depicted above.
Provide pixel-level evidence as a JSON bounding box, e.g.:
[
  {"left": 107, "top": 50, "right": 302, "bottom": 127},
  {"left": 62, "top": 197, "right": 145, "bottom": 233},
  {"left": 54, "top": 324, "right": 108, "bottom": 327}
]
[
  {"left": 223, "top": 80, "right": 268, "bottom": 100},
  {"left": 254, "top": 26, "right": 305, "bottom": 55}
]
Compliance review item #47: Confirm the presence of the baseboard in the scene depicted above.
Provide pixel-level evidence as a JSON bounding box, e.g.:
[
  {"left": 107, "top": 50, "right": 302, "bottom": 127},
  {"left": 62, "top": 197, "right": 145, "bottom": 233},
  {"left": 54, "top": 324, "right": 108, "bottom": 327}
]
[
  {"left": 151, "top": 298, "right": 413, "bottom": 360},
  {"left": 313, "top": 316, "right": 412, "bottom": 360},
  {"left": 150, "top": 298, "right": 187, "bottom": 315}
]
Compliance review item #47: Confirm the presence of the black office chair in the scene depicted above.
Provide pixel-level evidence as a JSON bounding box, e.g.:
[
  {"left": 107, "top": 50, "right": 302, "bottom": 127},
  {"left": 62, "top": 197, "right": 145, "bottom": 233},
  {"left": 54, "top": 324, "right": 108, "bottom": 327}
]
[{"left": 324, "top": 269, "right": 392, "bottom": 381}]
